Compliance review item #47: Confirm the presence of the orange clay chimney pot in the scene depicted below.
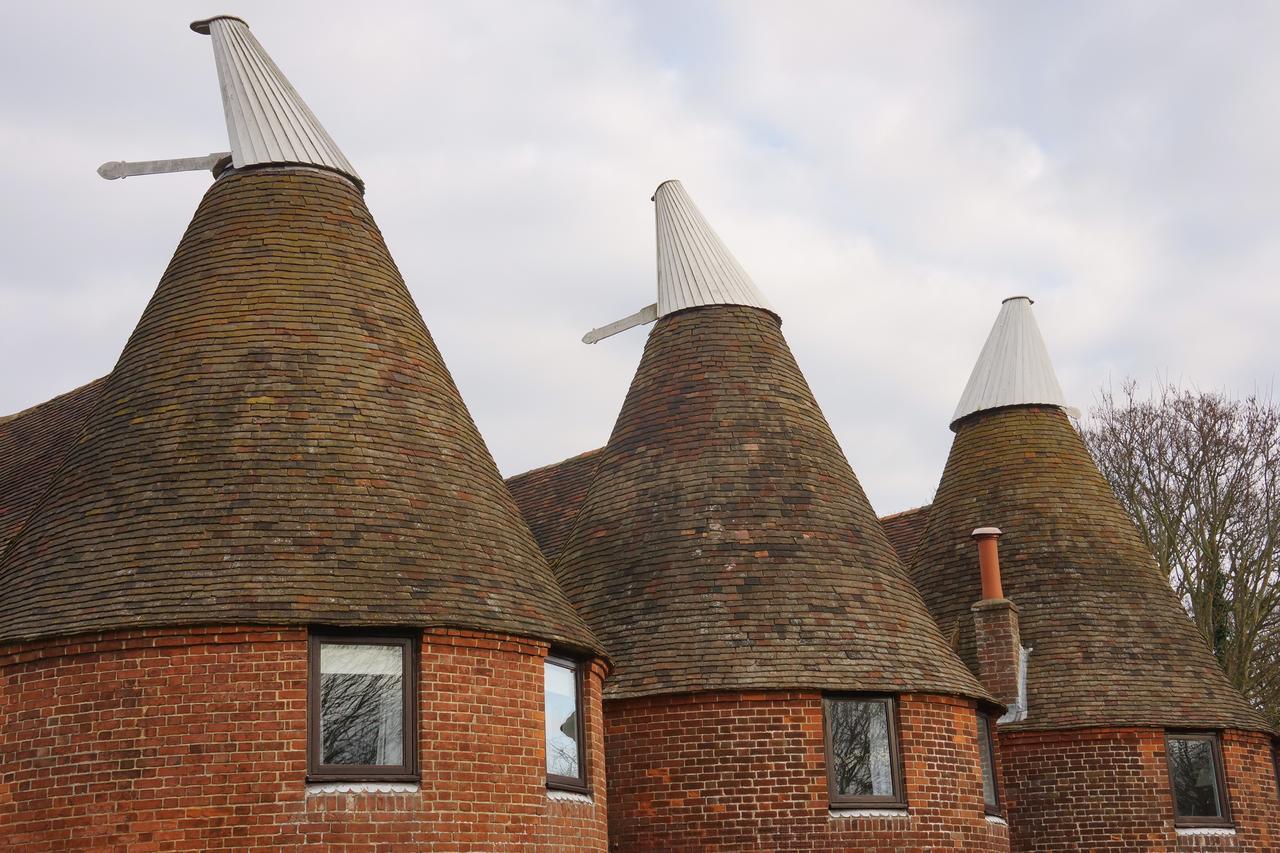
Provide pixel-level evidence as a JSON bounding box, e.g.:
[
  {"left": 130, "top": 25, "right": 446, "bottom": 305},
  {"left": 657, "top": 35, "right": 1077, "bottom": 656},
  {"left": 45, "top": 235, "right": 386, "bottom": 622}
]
[{"left": 971, "top": 527, "right": 1004, "bottom": 601}]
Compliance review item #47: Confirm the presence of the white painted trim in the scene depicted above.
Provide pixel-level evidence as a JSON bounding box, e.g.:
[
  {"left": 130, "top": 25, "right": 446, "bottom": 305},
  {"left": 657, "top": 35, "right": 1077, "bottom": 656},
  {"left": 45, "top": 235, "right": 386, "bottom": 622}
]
[
  {"left": 1175, "top": 826, "right": 1236, "bottom": 837},
  {"left": 998, "top": 644, "right": 1032, "bottom": 724},
  {"left": 306, "top": 781, "right": 419, "bottom": 796},
  {"left": 547, "top": 789, "right": 594, "bottom": 804},
  {"left": 828, "top": 807, "right": 910, "bottom": 819},
  {"left": 985, "top": 814, "right": 1009, "bottom": 826}
]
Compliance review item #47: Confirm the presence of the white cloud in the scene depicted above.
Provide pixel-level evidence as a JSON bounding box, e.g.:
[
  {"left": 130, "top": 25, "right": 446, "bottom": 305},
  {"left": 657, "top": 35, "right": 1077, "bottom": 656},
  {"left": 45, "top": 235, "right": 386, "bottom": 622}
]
[{"left": 1, "top": 1, "right": 1277, "bottom": 513}]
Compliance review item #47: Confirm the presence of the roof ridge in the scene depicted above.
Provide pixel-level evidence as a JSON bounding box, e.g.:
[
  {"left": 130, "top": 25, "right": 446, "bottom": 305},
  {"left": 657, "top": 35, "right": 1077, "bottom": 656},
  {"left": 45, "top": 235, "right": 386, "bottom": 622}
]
[
  {"left": 879, "top": 503, "right": 931, "bottom": 522},
  {"left": 0, "top": 376, "right": 108, "bottom": 425},
  {"left": 506, "top": 447, "right": 605, "bottom": 483}
]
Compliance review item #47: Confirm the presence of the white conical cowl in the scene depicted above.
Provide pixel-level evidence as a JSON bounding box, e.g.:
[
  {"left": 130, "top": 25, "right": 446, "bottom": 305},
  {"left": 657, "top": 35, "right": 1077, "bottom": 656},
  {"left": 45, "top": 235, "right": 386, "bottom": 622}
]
[
  {"left": 950, "top": 296, "right": 1068, "bottom": 429},
  {"left": 654, "top": 180, "right": 773, "bottom": 318},
  {"left": 191, "top": 16, "right": 360, "bottom": 186}
]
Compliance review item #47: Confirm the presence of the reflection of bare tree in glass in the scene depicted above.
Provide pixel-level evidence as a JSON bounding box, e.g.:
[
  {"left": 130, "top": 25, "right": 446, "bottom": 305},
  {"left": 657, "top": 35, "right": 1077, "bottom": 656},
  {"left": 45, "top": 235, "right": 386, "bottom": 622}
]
[
  {"left": 829, "top": 701, "right": 889, "bottom": 796},
  {"left": 547, "top": 708, "right": 579, "bottom": 776},
  {"left": 321, "top": 673, "right": 402, "bottom": 765},
  {"left": 1168, "top": 739, "right": 1219, "bottom": 816}
]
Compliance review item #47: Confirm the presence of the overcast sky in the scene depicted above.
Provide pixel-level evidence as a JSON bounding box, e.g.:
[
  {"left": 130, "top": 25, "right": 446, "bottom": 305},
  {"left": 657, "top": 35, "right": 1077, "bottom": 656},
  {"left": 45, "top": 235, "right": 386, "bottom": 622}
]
[{"left": 2, "top": 1, "right": 1277, "bottom": 514}]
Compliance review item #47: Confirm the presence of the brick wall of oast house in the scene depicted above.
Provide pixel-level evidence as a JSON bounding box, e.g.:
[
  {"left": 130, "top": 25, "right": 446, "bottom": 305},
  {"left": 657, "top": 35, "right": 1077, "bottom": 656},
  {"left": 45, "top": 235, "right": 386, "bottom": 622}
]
[
  {"left": 603, "top": 691, "right": 1010, "bottom": 852},
  {"left": 0, "top": 626, "right": 608, "bottom": 851},
  {"left": 998, "top": 726, "right": 1279, "bottom": 852}
]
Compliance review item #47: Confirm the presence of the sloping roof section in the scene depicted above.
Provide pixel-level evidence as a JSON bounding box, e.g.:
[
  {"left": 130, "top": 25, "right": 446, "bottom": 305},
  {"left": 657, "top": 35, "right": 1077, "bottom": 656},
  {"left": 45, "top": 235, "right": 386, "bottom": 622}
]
[
  {"left": 505, "top": 449, "right": 603, "bottom": 561},
  {"left": 911, "top": 406, "right": 1268, "bottom": 732},
  {"left": 880, "top": 504, "right": 931, "bottom": 566},
  {"left": 0, "top": 168, "right": 600, "bottom": 654},
  {"left": 654, "top": 180, "right": 773, "bottom": 318},
  {"left": 0, "top": 378, "right": 106, "bottom": 551},
  {"left": 507, "top": 453, "right": 935, "bottom": 569},
  {"left": 191, "top": 16, "right": 360, "bottom": 187},
  {"left": 554, "top": 303, "right": 988, "bottom": 702},
  {"left": 950, "top": 296, "right": 1067, "bottom": 428},
  {"left": 912, "top": 299, "right": 1268, "bottom": 733}
]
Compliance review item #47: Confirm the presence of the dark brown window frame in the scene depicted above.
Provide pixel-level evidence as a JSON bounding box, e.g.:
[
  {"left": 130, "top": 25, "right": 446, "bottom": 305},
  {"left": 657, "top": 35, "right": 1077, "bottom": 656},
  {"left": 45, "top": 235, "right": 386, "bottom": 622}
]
[
  {"left": 977, "top": 712, "right": 1002, "bottom": 817},
  {"left": 822, "top": 694, "right": 906, "bottom": 809},
  {"left": 1164, "top": 730, "right": 1232, "bottom": 828},
  {"left": 307, "top": 630, "right": 420, "bottom": 783},
  {"left": 544, "top": 653, "right": 589, "bottom": 794},
  {"left": 1273, "top": 739, "right": 1280, "bottom": 800}
]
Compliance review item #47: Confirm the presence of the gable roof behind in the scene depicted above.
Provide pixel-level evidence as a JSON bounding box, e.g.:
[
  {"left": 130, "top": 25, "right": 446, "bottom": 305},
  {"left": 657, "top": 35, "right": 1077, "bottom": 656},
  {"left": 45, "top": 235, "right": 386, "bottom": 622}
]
[
  {"left": 879, "top": 504, "right": 932, "bottom": 566},
  {"left": 505, "top": 448, "right": 603, "bottom": 562},
  {"left": 0, "top": 378, "right": 106, "bottom": 551}
]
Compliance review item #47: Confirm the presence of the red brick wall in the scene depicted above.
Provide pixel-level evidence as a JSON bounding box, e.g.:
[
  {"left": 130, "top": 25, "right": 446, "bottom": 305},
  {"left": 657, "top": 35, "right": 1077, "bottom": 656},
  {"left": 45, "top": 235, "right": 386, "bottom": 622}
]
[
  {"left": 0, "top": 626, "right": 608, "bottom": 851},
  {"left": 999, "top": 726, "right": 1279, "bottom": 852},
  {"left": 604, "top": 691, "right": 1009, "bottom": 852},
  {"left": 972, "top": 599, "right": 1021, "bottom": 708}
]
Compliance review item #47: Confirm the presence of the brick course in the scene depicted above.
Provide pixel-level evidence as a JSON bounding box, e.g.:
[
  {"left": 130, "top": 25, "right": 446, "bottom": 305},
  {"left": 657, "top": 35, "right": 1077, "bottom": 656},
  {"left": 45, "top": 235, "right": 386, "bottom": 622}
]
[
  {"left": 0, "top": 626, "right": 608, "bottom": 851},
  {"left": 999, "top": 726, "right": 1279, "bottom": 852},
  {"left": 972, "top": 599, "right": 1022, "bottom": 709},
  {"left": 604, "top": 690, "right": 1009, "bottom": 851}
]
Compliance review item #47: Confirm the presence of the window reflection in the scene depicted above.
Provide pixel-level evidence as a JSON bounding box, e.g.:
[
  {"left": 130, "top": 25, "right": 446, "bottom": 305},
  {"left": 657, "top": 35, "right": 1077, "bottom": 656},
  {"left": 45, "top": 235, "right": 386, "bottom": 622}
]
[
  {"left": 320, "top": 643, "right": 404, "bottom": 766},
  {"left": 1168, "top": 736, "right": 1223, "bottom": 818},
  {"left": 545, "top": 658, "right": 582, "bottom": 783},
  {"left": 828, "top": 699, "right": 893, "bottom": 797},
  {"left": 978, "top": 714, "right": 999, "bottom": 811}
]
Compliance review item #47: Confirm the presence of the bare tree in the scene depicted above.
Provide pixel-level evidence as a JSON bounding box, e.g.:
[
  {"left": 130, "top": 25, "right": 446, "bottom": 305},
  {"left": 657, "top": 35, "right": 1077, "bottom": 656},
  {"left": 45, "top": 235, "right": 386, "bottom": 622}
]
[{"left": 1081, "top": 380, "right": 1280, "bottom": 722}]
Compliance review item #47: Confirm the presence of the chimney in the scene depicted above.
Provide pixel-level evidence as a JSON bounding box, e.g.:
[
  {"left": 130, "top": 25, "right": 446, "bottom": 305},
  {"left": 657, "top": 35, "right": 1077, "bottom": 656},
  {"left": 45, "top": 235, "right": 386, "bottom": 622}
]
[{"left": 969, "top": 528, "right": 1024, "bottom": 715}]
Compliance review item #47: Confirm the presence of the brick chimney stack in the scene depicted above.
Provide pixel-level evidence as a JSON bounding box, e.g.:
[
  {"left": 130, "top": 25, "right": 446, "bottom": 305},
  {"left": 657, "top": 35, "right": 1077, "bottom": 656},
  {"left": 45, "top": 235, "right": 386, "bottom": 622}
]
[{"left": 970, "top": 527, "right": 1022, "bottom": 711}]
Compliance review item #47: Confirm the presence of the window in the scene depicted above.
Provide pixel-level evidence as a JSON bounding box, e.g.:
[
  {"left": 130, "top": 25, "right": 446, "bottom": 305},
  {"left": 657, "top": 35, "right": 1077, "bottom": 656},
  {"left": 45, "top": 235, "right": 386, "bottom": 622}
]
[
  {"left": 977, "top": 713, "right": 1001, "bottom": 815},
  {"left": 308, "top": 632, "right": 418, "bottom": 782},
  {"left": 544, "top": 655, "right": 587, "bottom": 792},
  {"left": 1165, "top": 732, "right": 1231, "bottom": 827},
  {"left": 823, "top": 695, "right": 905, "bottom": 807}
]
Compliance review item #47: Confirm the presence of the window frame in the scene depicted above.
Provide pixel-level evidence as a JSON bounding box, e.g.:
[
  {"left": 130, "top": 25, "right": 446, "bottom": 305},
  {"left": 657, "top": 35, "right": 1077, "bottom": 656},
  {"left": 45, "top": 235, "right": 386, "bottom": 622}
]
[
  {"left": 822, "top": 694, "right": 906, "bottom": 809},
  {"left": 1273, "top": 739, "right": 1280, "bottom": 800},
  {"left": 544, "top": 653, "right": 589, "bottom": 794},
  {"left": 977, "top": 711, "right": 1002, "bottom": 816},
  {"left": 307, "top": 630, "right": 419, "bottom": 783},
  {"left": 1164, "top": 730, "right": 1232, "bottom": 828}
]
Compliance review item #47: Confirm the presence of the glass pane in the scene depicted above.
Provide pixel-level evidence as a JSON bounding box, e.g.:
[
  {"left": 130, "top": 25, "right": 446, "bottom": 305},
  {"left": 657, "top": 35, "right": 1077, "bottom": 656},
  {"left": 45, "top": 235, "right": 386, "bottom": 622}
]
[
  {"left": 1168, "top": 737, "right": 1223, "bottom": 818},
  {"left": 978, "top": 716, "right": 998, "bottom": 808},
  {"left": 545, "top": 660, "right": 581, "bottom": 779},
  {"left": 829, "top": 699, "right": 894, "bottom": 797},
  {"left": 320, "top": 643, "right": 404, "bottom": 766}
]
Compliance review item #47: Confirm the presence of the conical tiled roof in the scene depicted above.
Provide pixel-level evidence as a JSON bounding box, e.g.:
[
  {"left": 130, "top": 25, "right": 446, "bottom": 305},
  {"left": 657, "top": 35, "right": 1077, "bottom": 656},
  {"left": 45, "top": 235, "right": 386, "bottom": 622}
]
[
  {"left": 0, "top": 166, "right": 600, "bottom": 653},
  {"left": 910, "top": 302, "right": 1269, "bottom": 732},
  {"left": 553, "top": 183, "right": 987, "bottom": 702}
]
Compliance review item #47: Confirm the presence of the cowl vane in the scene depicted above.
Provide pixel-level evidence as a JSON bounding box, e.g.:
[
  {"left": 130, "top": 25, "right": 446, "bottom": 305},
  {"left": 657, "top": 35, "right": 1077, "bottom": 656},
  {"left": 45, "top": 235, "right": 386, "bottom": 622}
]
[
  {"left": 583, "top": 180, "right": 772, "bottom": 343},
  {"left": 99, "top": 16, "right": 359, "bottom": 188},
  {"left": 192, "top": 16, "right": 359, "bottom": 186},
  {"left": 951, "top": 296, "right": 1070, "bottom": 429}
]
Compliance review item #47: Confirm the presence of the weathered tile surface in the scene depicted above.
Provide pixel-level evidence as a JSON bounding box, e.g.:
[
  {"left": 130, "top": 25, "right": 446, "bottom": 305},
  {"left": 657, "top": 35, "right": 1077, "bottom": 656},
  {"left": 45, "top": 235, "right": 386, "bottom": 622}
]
[
  {"left": 506, "top": 448, "right": 602, "bottom": 561},
  {"left": 553, "top": 304, "right": 987, "bottom": 701},
  {"left": 880, "top": 504, "right": 930, "bottom": 566},
  {"left": 0, "top": 167, "right": 601, "bottom": 655},
  {"left": 0, "top": 378, "right": 105, "bottom": 550},
  {"left": 909, "top": 405, "right": 1269, "bottom": 732}
]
